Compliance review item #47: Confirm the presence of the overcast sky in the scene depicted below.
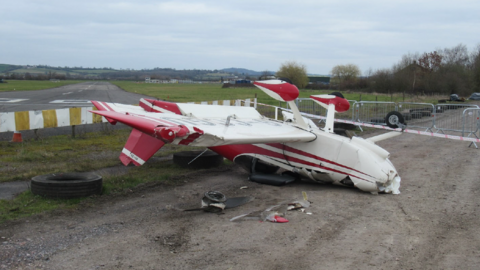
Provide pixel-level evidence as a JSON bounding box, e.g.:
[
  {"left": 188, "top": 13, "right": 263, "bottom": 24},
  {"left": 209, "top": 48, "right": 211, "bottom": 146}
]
[{"left": 1, "top": 0, "right": 479, "bottom": 75}]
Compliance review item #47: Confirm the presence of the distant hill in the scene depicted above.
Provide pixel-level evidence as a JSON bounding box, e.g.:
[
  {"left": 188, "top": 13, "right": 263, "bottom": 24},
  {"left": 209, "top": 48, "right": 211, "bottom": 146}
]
[
  {"left": 0, "top": 64, "right": 22, "bottom": 73},
  {"left": 0, "top": 63, "right": 278, "bottom": 80}
]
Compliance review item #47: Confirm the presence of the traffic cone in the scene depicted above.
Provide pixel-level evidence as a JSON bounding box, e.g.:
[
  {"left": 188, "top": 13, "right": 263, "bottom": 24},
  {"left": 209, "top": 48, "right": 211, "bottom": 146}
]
[{"left": 11, "top": 131, "right": 23, "bottom": 142}]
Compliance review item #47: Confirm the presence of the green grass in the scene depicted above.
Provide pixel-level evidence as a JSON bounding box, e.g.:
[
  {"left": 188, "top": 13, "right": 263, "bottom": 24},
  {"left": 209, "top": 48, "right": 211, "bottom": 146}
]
[
  {"left": 0, "top": 80, "right": 83, "bottom": 92},
  {"left": 0, "top": 129, "right": 128, "bottom": 182},
  {"left": 0, "top": 190, "right": 85, "bottom": 222},
  {"left": 0, "top": 128, "right": 220, "bottom": 223}
]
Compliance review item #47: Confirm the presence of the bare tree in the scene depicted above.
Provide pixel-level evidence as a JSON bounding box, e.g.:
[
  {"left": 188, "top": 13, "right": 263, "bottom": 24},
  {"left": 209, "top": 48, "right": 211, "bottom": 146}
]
[
  {"left": 330, "top": 64, "right": 361, "bottom": 89},
  {"left": 260, "top": 70, "right": 272, "bottom": 80},
  {"left": 471, "top": 44, "right": 480, "bottom": 92},
  {"left": 440, "top": 44, "right": 469, "bottom": 66},
  {"left": 276, "top": 61, "right": 309, "bottom": 89}
]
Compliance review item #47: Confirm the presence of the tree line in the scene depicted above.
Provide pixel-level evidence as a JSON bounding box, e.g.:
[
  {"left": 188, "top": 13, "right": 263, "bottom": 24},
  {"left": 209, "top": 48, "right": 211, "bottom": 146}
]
[{"left": 331, "top": 44, "right": 480, "bottom": 97}]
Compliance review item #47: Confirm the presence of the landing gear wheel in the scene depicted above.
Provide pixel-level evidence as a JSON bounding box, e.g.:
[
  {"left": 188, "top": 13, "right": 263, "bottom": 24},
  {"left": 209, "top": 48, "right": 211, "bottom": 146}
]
[{"left": 385, "top": 111, "right": 405, "bottom": 128}]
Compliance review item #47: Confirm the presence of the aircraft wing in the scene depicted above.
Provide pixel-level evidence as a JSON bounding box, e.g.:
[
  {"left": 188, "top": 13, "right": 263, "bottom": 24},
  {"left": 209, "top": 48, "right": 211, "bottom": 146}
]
[{"left": 90, "top": 101, "right": 316, "bottom": 166}]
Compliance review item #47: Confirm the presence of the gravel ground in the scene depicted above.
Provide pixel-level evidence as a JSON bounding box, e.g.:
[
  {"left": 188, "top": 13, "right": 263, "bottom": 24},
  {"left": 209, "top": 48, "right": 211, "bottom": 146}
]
[{"left": 1, "top": 131, "right": 480, "bottom": 270}]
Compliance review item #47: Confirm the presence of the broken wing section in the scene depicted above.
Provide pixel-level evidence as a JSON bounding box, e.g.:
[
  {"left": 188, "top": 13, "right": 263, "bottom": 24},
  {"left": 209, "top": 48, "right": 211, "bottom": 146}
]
[
  {"left": 139, "top": 98, "right": 181, "bottom": 114},
  {"left": 90, "top": 102, "right": 317, "bottom": 166},
  {"left": 89, "top": 110, "right": 204, "bottom": 166}
]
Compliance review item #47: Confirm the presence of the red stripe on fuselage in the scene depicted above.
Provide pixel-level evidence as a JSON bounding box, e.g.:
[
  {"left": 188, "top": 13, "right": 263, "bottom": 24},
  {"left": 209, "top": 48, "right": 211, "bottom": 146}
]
[
  {"left": 210, "top": 144, "right": 374, "bottom": 183},
  {"left": 267, "top": 144, "right": 373, "bottom": 178}
]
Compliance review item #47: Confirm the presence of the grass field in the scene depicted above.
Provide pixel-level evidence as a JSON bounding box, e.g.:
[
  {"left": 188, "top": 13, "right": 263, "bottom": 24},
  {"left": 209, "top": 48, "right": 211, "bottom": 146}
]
[
  {"left": 0, "top": 128, "right": 211, "bottom": 223},
  {"left": 111, "top": 81, "right": 451, "bottom": 105},
  {"left": 0, "top": 80, "right": 83, "bottom": 92},
  {"left": 0, "top": 79, "right": 452, "bottom": 104}
]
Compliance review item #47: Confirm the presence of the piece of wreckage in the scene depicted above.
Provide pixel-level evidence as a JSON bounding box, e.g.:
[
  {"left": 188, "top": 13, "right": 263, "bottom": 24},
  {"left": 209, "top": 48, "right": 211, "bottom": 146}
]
[{"left": 90, "top": 79, "right": 402, "bottom": 194}]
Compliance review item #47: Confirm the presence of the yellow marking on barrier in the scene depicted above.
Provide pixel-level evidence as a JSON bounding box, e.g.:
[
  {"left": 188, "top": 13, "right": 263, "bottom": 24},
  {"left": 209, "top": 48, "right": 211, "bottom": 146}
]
[
  {"left": 14, "top": 111, "right": 30, "bottom": 131},
  {"left": 208, "top": 101, "right": 213, "bottom": 105},
  {"left": 92, "top": 113, "right": 103, "bottom": 123},
  {"left": 42, "top": 110, "right": 58, "bottom": 128},
  {"left": 230, "top": 100, "right": 235, "bottom": 106},
  {"left": 70, "top": 108, "right": 82, "bottom": 125}
]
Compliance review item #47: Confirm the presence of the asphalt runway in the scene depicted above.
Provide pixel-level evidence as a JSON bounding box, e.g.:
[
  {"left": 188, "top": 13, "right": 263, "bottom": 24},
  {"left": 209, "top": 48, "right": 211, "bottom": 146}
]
[
  {"left": 0, "top": 81, "right": 154, "bottom": 141},
  {"left": 0, "top": 81, "right": 151, "bottom": 112}
]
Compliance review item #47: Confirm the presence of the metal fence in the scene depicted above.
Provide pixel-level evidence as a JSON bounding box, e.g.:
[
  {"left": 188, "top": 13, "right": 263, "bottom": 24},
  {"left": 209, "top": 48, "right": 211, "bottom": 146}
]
[
  {"left": 397, "top": 102, "right": 435, "bottom": 132},
  {"left": 433, "top": 104, "right": 479, "bottom": 134},
  {"left": 268, "top": 99, "right": 480, "bottom": 143},
  {"left": 296, "top": 98, "right": 356, "bottom": 121},
  {"left": 352, "top": 101, "right": 397, "bottom": 124}
]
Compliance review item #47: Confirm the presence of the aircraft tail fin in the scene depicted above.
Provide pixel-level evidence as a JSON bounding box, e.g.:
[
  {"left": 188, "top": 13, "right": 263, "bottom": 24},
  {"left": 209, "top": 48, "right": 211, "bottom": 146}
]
[{"left": 310, "top": 94, "right": 350, "bottom": 133}]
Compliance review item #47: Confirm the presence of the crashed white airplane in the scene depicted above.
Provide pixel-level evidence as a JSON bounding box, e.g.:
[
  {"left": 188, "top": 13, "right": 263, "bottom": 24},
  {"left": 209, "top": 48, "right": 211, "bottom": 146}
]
[{"left": 90, "top": 80, "right": 402, "bottom": 194}]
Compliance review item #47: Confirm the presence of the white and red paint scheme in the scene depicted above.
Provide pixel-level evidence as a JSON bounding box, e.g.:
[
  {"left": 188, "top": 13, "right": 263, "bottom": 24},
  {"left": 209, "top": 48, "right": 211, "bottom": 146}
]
[{"left": 90, "top": 80, "right": 400, "bottom": 194}]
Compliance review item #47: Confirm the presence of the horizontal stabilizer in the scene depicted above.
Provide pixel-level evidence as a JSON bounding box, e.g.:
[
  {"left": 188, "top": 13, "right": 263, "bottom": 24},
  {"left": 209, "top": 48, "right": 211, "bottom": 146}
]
[
  {"left": 310, "top": 95, "right": 350, "bottom": 113},
  {"left": 310, "top": 94, "right": 350, "bottom": 133},
  {"left": 254, "top": 80, "right": 299, "bottom": 102}
]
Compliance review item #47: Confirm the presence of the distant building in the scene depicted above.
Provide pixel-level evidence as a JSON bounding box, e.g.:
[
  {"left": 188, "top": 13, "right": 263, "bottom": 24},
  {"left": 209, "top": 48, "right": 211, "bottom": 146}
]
[{"left": 308, "top": 76, "right": 330, "bottom": 85}]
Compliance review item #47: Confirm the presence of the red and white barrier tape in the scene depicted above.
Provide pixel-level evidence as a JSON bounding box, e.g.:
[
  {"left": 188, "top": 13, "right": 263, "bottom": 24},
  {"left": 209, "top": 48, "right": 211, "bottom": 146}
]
[{"left": 257, "top": 102, "right": 480, "bottom": 143}]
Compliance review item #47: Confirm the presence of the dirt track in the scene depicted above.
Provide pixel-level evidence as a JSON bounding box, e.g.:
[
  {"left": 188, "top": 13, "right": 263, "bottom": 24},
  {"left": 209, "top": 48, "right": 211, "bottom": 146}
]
[{"left": 1, "top": 131, "right": 480, "bottom": 270}]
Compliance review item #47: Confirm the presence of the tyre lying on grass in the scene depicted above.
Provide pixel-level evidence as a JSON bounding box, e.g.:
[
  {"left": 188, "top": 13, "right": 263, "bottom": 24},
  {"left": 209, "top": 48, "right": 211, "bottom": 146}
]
[
  {"left": 31, "top": 172, "right": 103, "bottom": 199},
  {"left": 173, "top": 150, "right": 224, "bottom": 169}
]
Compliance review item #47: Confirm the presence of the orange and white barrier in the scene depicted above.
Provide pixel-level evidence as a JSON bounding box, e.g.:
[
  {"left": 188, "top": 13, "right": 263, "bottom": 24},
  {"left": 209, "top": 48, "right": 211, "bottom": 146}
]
[
  {"left": 0, "top": 107, "right": 106, "bottom": 133},
  {"left": 0, "top": 98, "right": 257, "bottom": 133}
]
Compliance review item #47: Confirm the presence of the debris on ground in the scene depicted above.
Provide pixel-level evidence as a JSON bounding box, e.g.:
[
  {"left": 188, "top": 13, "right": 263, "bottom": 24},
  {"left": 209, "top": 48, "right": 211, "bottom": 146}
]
[
  {"left": 230, "top": 192, "right": 312, "bottom": 223},
  {"left": 183, "top": 191, "right": 253, "bottom": 212}
]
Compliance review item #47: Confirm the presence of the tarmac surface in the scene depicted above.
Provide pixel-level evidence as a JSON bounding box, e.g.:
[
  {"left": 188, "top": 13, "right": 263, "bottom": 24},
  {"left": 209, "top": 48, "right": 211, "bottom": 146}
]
[
  {"left": 0, "top": 81, "right": 154, "bottom": 198},
  {"left": 0, "top": 81, "right": 151, "bottom": 112},
  {"left": 0, "top": 81, "right": 153, "bottom": 141},
  {"left": 0, "top": 182, "right": 30, "bottom": 200}
]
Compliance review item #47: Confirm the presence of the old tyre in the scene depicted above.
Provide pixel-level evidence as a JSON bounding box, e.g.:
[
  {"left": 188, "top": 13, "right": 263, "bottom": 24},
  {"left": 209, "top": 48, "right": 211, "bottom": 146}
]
[
  {"left": 385, "top": 111, "right": 405, "bottom": 128},
  {"left": 31, "top": 172, "right": 102, "bottom": 199},
  {"left": 173, "top": 150, "right": 224, "bottom": 169}
]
